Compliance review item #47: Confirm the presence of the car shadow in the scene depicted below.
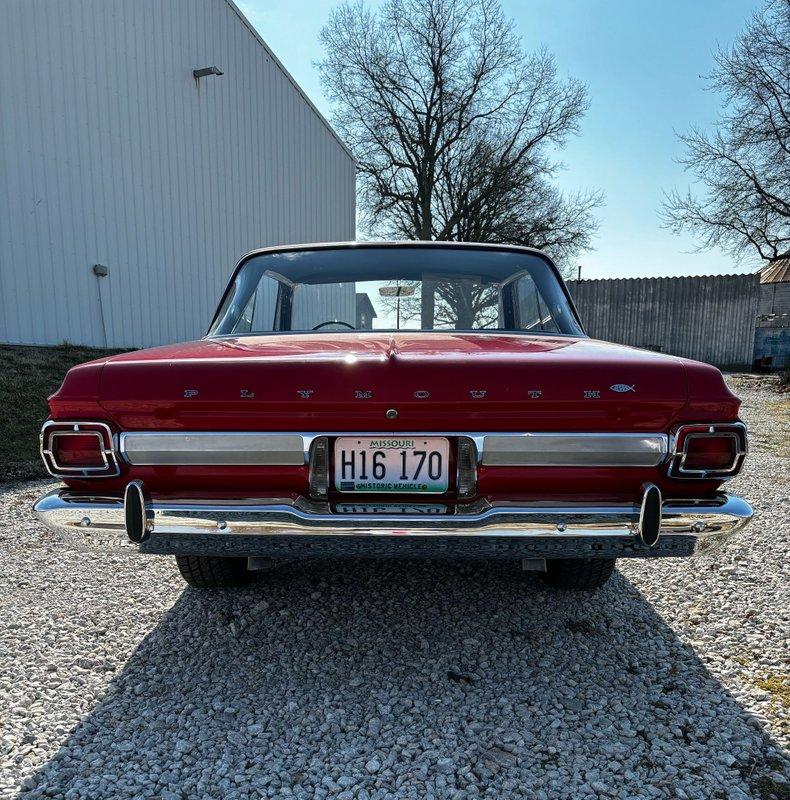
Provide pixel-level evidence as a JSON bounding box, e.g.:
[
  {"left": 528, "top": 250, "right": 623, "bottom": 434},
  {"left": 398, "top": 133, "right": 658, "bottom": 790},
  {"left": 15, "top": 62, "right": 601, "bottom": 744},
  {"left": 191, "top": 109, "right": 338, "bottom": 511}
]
[{"left": 16, "top": 559, "right": 788, "bottom": 799}]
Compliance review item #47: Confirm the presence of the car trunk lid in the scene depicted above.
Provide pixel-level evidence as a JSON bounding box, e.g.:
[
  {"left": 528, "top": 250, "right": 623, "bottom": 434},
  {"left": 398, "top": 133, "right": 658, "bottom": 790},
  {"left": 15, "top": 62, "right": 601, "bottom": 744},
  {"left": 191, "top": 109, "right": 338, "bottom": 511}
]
[{"left": 96, "top": 333, "right": 689, "bottom": 432}]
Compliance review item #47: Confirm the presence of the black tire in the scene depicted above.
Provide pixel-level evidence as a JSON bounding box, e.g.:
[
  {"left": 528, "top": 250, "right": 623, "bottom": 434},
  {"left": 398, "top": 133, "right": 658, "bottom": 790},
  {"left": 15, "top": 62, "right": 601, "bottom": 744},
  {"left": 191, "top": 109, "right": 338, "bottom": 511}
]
[
  {"left": 541, "top": 558, "right": 616, "bottom": 591},
  {"left": 174, "top": 555, "right": 250, "bottom": 588}
]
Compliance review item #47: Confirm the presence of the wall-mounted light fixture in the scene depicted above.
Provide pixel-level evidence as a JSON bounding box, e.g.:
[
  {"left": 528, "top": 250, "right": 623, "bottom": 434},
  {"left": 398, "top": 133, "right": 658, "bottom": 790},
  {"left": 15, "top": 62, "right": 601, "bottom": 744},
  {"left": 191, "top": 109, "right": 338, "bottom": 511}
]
[
  {"left": 92, "top": 264, "right": 109, "bottom": 347},
  {"left": 193, "top": 66, "right": 223, "bottom": 79}
]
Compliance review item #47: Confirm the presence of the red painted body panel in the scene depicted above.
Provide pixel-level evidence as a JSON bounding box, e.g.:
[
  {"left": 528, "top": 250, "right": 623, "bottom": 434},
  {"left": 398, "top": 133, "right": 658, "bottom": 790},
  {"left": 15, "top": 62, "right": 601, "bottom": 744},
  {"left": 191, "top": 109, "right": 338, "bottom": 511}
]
[
  {"left": 47, "top": 332, "right": 741, "bottom": 500},
  {"left": 96, "top": 333, "right": 707, "bottom": 429}
]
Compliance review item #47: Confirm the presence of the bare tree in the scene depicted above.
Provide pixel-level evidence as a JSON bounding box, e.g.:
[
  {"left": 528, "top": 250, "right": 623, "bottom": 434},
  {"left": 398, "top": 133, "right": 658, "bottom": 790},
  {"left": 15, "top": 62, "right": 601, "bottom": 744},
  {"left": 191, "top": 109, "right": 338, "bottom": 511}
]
[
  {"left": 377, "top": 278, "right": 500, "bottom": 329},
  {"left": 318, "top": 0, "right": 599, "bottom": 271},
  {"left": 662, "top": 0, "right": 790, "bottom": 263}
]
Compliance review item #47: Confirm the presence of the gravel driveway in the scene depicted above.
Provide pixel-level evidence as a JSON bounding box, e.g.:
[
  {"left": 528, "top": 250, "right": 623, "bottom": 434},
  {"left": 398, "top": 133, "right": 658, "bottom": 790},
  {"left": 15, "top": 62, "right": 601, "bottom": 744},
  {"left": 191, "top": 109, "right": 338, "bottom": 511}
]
[{"left": 1, "top": 378, "right": 788, "bottom": 800}]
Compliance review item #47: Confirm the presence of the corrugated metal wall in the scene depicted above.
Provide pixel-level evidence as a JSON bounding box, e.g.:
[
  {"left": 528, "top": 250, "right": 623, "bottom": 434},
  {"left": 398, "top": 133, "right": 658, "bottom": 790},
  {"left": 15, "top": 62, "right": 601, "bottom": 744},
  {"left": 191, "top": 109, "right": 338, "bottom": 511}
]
[
  {"left": 0, "top": 0, "right": 356, "bottom": 349},
  {"left": 758, "top": 281, "right": 790, "bottom": 316},
  {"left": 567, "top": 274, "right": 760, "bottom": 369}
]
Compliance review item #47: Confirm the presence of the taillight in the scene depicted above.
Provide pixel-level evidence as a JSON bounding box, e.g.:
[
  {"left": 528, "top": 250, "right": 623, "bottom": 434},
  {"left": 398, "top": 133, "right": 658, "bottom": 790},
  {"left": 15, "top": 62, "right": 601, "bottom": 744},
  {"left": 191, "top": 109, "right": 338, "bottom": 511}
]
[
  {"left": 40, "top": 421, "right": 120, "bottom": 477},
  {"left": 669, "top": 423, "right": 747, "bottom": 479},
  {"left": 52, "top": 433, "right": 107, "bottom": 467}
]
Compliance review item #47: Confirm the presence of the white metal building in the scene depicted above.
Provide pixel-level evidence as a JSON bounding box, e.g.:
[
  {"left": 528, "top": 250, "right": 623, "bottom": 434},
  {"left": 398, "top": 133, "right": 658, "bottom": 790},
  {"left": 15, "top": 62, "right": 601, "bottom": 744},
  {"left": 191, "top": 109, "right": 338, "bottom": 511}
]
[{"left": 0, "top": 0, "right": 356, "bottom": 349}]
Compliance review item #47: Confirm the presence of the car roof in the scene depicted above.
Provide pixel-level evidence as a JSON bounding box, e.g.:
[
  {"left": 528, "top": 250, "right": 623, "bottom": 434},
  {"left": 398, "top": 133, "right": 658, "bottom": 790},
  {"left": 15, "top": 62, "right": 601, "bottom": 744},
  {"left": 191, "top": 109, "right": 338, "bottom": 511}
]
[{"left": 237, "top": 239, "right": 550, "bottom": 261}]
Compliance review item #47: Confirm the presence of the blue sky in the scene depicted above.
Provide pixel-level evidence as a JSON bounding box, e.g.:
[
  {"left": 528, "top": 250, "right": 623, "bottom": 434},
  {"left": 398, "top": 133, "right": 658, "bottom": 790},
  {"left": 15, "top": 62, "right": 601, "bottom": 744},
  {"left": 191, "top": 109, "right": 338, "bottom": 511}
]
[{"left": 238, "top": 0, "right": 763, "bottom": 279}]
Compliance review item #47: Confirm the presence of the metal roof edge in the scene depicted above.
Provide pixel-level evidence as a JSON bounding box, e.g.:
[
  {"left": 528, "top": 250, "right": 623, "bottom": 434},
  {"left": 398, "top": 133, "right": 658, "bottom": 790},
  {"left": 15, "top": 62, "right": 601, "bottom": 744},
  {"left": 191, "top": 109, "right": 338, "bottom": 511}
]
[
  {"left": 222, "top": 0, "right": 357, "bottom": 164},
  {"left": 568, "top": 273, "right": 760, "bottom": 283}
]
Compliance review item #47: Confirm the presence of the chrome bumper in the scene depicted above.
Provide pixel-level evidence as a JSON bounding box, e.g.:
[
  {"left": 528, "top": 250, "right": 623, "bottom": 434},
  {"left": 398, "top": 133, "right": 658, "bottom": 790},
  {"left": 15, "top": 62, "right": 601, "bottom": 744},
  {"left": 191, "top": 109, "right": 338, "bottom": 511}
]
[{"left": 33, "top": 489, "right": 753, "bottom": 560}]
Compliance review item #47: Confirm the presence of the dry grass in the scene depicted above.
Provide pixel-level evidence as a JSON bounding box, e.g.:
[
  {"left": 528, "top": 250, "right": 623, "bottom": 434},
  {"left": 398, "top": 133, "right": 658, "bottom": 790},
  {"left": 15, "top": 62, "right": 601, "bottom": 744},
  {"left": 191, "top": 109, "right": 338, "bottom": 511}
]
[
  {"left": 755, "top": 674, "right": 790, "bottom": 710},
  {"left": 0, "top": 344, "right": 125, "bottom": 481},
  {"left": 760, "top": 399, "right": 790, "bottom": 457}
]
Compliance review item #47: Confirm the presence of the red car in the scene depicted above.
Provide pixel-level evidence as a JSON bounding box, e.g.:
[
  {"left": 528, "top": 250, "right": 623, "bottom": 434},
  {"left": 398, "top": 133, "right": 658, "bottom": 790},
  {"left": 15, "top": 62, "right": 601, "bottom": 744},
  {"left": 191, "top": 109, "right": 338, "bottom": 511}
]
[{"left": 34, "top": 242, "right": 752, "bottom": 590}]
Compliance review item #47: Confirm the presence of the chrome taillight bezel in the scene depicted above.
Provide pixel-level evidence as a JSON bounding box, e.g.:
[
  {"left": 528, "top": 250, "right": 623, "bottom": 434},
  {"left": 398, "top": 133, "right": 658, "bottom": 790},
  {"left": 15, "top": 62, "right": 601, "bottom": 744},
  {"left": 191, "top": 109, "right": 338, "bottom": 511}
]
[
  {"left": 668, "top": 422, "right": 747, "bottom": 479},
  {"left": 40, "top": 420, "right": 121, "bottom": 478}
]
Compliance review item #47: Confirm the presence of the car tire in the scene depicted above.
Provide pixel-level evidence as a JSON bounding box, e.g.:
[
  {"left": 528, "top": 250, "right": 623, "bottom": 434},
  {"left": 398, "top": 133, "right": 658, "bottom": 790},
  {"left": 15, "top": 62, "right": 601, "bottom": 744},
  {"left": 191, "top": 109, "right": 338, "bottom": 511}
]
[
  {"left": 174, "top": 555, "right": 251, "bottom": 588},
  {"left": 541, "top": 558, "right": 616, "bottom": 591}
]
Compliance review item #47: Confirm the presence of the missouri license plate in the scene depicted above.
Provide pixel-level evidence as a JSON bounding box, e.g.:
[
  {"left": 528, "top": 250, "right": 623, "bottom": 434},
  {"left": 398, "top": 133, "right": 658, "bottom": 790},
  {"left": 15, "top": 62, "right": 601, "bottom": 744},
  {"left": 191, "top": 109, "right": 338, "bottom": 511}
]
[
  {"left": 334, "top": 503, "right": 448, "bottom": 514},
  {"left": 334, "top": 437, "right": 450, "bottom": 493}
]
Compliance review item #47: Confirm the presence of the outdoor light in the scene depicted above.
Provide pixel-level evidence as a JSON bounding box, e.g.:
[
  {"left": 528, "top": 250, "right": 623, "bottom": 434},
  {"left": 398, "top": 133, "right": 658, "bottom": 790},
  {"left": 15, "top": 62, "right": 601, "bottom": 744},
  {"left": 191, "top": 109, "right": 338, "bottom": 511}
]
[
  {"left": 378, "top": 285, "right": 415, "bottom": 297},
  {"left": 193, "top": 66, "right": 223, "bottom": 79}
]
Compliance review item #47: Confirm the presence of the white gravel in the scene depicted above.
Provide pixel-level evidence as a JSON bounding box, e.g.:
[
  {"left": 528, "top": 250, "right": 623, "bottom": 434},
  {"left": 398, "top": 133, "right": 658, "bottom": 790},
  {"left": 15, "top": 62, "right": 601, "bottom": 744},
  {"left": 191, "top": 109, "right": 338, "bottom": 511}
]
[{"left": 0, "top": 376, "right": 788, "bottom": 799}]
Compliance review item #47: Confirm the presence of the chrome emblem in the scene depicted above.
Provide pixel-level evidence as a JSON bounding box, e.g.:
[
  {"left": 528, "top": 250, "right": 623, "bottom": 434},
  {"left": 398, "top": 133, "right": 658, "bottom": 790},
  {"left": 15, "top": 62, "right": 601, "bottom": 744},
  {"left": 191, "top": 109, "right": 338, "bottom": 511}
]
[
  {"left": 240, "top": 389, "right": 255, "bottom": 399},
  {"left": 297, "top": 389, "right": 314, "bottom": 399},
  {"left": 584, "top": 390, "right": 601, "bottom": 399},
  {"left": 183, "top": 389, "right": 198, "bottom": 398},
  {"left": 355, "top": 390, "right": 373, "bottom": 400},
  {"left": 528, "top": 389, "right": 542, "bottom": 399},
  {"left": 385, "top": 408, "right": 399, "bottom": 420},
  {"left": 610, "top": 384, "right": 635, "bottom": 393},
  {"left": 414, "top": 390, "right": 430, "bottom": 399},
  {"left": 469, "top": 390, "right": 486, "bottom": 399}
]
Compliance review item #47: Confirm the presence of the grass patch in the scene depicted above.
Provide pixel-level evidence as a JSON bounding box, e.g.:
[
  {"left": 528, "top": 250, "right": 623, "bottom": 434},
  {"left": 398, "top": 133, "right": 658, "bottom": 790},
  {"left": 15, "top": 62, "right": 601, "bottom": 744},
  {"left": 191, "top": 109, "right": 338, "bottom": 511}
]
[
  {"left": 752, "top": 775, "right": 790, "bottom": 800},
  {"left": 747, "top": 397, "right": 790, "bottom": 457},
  {"left": 0, "top": 344, "right": 126, "bottom": 481},
  {"left": 755, "top": 674, "right": 790, "bottom": 709}
]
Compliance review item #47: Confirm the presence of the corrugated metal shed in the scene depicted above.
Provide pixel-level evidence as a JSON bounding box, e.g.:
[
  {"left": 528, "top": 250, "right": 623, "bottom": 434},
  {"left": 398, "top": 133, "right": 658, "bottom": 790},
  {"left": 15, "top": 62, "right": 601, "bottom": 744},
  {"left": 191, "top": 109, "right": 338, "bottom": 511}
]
[
  {"left": 0, "top": 0, "right": 356, "bottom": 348},
  {"left": 755, "top": 258, "right": 790, "bottom": 368},
  {"left": 758, "top": 257, "right": 790, "bottom": 317},
  {"left": 759, "top": 257, "right": 790, "bottom": 285},
  {"left": 567, "top": 274, "right": 760, "bottom": 370}
]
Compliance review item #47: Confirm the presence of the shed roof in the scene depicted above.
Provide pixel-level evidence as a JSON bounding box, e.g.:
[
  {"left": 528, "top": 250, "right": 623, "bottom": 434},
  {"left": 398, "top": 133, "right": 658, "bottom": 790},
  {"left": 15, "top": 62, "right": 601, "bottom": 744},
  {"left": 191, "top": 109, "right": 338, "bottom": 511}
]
[{"left": 760, "top": 257, "right": 790, "bottom": 284}]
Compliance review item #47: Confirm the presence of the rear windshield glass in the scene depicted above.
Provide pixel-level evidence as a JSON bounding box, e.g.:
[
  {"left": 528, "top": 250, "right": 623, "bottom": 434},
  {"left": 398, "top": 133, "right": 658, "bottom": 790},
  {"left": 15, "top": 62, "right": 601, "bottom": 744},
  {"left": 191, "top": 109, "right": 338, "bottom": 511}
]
[{"left": 208, "top": 246, "right": 583, "bottom": 337}]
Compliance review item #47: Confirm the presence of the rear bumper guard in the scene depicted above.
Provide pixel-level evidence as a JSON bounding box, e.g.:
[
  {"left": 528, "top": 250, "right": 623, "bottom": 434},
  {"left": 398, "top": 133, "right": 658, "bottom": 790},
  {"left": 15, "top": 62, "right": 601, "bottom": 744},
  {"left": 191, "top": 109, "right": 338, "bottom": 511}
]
[{"left": 33, "top": 485, "right": 753, "bottom": 560}]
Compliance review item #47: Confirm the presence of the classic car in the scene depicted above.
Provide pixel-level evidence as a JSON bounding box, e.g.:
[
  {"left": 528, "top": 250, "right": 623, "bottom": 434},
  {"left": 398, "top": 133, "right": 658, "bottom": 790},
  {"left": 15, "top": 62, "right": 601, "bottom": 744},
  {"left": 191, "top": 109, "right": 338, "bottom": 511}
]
[{"left": 34, "top": 242, "right": 752, "bottom": 590}]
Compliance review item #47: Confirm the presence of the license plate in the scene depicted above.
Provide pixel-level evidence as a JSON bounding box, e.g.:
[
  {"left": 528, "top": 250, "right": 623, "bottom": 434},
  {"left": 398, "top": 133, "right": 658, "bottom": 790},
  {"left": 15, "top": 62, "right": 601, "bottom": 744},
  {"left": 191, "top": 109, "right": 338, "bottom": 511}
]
[
  {"left": 335, "top": 503, "right": 448, "bottom": 514},
  {"left": 334, "top": 437, "right": 450, "bottom": 493}
]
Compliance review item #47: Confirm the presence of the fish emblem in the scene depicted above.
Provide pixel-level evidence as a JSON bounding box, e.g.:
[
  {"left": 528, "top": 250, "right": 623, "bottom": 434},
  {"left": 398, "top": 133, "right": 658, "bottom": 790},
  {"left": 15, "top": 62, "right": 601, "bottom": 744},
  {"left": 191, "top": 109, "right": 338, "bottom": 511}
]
[{"left": 610, "top": 384, "right": 635, "bottom": 393}]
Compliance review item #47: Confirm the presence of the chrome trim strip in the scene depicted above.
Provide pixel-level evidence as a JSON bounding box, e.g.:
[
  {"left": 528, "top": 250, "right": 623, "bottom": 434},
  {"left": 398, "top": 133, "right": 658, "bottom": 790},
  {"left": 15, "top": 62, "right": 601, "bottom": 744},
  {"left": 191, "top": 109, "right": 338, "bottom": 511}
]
[
  {"left": 34, "top": 490, "right": 752, "bottom": 558},
  {"left": 120, "top": 432, "right": 305, "bottom": 466},
  {"left": 481, "top": 433, "right": 668, "bottom": 467},
  {"left": 117, "top": 430, "right": 670, "bottom": 468}
]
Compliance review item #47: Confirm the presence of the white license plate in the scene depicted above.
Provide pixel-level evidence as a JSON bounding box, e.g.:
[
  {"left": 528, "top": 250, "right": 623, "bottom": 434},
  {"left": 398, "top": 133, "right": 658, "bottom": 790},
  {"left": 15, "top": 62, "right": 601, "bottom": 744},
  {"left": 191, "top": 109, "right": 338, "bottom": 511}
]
[
  {"left": 335, "top": 503, "right": 447, "bottom": 514},
  {"left": 334, "top": 437, "right": 450, "bottom": 493}
]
